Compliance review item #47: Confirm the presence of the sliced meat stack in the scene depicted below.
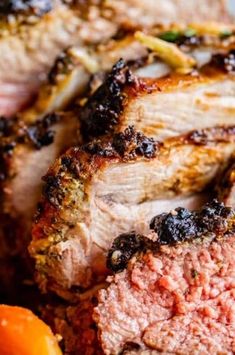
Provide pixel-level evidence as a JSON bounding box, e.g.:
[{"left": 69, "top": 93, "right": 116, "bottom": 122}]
[
  {"left": 30, "top": 125, "right": 235, "bottom": 298},
  {"left": 2, "top": 2, "right": 235, "bottom": 351},
  {"left": 28, "top": 49, "right": 235, "bottom": 298},
  {"left": 1, "top": 0, "right": 235, "bottom": 117},
  {"left": 94, "top": 200, "right": 235, "bottom": 355},
  {"left": 0, "top": 0, "right": 116, "bottom": 116}
]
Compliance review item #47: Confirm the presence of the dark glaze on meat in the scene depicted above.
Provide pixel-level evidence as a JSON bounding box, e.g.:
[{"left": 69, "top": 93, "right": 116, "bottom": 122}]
[
  {"left": 0, "top": 113, "right": 60, "bottom": 182},
  {"left": 150, "top": 199, "right": 233, "bottom": 244},
  {"left": 48, "top": 48, "right": 77, "bottom": 85},
  {"left": 186, "top": 126, "right": 235, "bottom": 145},
  {"left": 80, "top": 55, "right": 235, "bottom": 142},
  {"left": 80, "top": 59, "right": 146, "bottom": 139},
  {"left": 107, "top": 232, "right": 157, "bottom": 273},
  {"left": 211, "top": 50, "right": 235, "bottom": 73},
  {"left": 107, "top": 200, "right": 235, "bottom": 273},
  {"left": 84, "top": 126, "right": 158, "bottom": 160}
]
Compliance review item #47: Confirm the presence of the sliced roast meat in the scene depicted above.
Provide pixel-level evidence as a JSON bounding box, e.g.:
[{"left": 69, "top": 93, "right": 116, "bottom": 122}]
[
  {"left": 0, "top": 111, "right": 79, "bottom": 304},
  {"left": 0, "top": 33, "right": 170, "bottom": 260},
  {"left": 0, "top": 35, "right": 165, "bottom": 303},
  {"left": 0, "top": 112, "right": 79, "bottom": 253},
  {"left": 30, "top": 126, "right": 235, "bottom": 298},
  {"left": 94, "top": 200, "right": 235, "bottom": 355},
  {"left": 0, "top": 1, "right": 117, "bottom": 117},
  {"left": 81, "top": 55, "right": 235, "bottom": 141},
  {"left": 0, "top": 46, "right": 90, "bottom": 302},
  {"left": 107, "top": 0, "right": 235, "bottom": 28},
  {"left": 0, "top": 44, "right": 90, "bottom": 259},
  {"left": 1, "top": 0, "right": 235, "bottom": 117}
]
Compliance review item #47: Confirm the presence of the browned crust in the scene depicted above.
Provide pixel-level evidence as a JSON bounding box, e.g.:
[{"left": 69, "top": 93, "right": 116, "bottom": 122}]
[
  {"left": 80, "top": 57, "right": 235, "bottom": 140},
  {"left": 29, "top": 124, "right": 235, "bottom": 296},
  {"left": 0, "top": 113, "right": 60, "bottom": 184},
  {"left": 31, "top": 124, "right": 235, "bottom": 243},
  {"left": 32, "top": 126, "right": 159, "bottom": 239}
]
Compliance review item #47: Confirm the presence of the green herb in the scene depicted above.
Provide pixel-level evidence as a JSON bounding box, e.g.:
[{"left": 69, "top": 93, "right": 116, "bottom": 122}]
[
  {"left": 158, "top": 30, "right": 181, "bottom": 43},
  {"left": 184, "top": 28, "right": 197, "bottom": 38},
  {"left": 220, "top": 29, "right": 233, "bottom": 39},
  {"left": 159, "top": 28, "right": 197, "bottom": 43}
]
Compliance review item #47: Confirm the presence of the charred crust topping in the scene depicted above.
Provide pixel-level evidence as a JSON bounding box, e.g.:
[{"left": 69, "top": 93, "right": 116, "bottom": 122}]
[
  {"left": 60, "top": 155, "right": 81, "bottom": 176},
  {"left": 107, "top": 201, "right": 235, "bottom": 273},
  {"left": 84, "top": 126, "right": 159, "bottom": 160},
  {"left": 26, "top": 113, "right": 59, "bottom": 149},
  {"left": 0, "top": 116, "right": 15, "bottom": 137},
  {"left": 83, "top": 140, "right": 115, "bottom": 158},
  {"left": 0, "top": 0, "right": 52, "bottom": 17},
  {"left": 43, "top": 175, "right": 63, "bottom": 207},
  {"left": 0, "top": 113, "right": 60, "bottom": 183},
  {"left": 150, "top": 199, "right": 234, "bottom": 245},
  {"left": 112, "top": 126, "right": 157, "bottom": 159},
  {"left": 107, "top": 232, "right": 156, "bottom": 273},
  {"left": 185, "top": 126, "right": 235, "bottom": 145},
  {"left": 48, "top": 49, "right": 76, "bottom": 85},
  {"left": 120, "top": 342, "right": 141, "bottom": 354},
  {"left": 211, "top": 50, "right": 235, "bottom": 73},
  {"left": 0, "top": 113, "right": 59, "bottom": 152},
  {"left": 80, "top": 59, "right": 140, "bottom": 139}
]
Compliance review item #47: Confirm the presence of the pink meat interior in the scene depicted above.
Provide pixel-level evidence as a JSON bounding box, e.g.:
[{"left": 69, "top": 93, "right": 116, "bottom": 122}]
[{"left": 94, "top": 235, "right": 235, "bottom": 354}]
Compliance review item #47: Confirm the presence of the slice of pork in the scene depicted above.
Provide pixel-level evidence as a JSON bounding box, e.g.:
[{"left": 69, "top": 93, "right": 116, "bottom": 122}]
[
  {"left": 0, "top": 1, "right": 117, "bottom": 117},
  {"left": 0, "top": 36, "right": 166, "bottom": 284},
  {"left": 80, "top": 54, "right": 235, "bottom": 141},
  {"left": 107, "top": 0, "right": 235, "bottom": 28},
  {"left": 30, "top": 126, "right": 235, "bottom": 298},
  {"left": 0, "top": 34, "right": 170, "bottom": 261},
  {"left": 0, "top": 46, "right": 92, "bottom": 302},
  {"left": 0, "top": 45, "right": 93, "bottom": 259},
  {"left": 94, "top": 200, "right": 235, "bottom": 355},
  {"left": 1, "top": 0, "right": 235, "bottom": 117}
]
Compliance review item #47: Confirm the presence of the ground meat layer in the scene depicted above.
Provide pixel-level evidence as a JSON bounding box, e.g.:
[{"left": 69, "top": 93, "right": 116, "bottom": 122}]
[{"left": 94, "top": 235, "right": 235, "bottom": 354}]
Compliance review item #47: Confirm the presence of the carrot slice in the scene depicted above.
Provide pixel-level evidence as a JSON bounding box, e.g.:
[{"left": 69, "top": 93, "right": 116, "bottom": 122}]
[{"left": 0, "top": 305, "right": 62, "bottom": 355}]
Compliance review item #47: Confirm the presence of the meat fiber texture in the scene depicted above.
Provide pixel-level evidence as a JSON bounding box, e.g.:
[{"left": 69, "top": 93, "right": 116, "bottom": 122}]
[
  {"left": 81, "top": 56, "right": 235, "bottom": 141},
  {"left": 0, "top": 1, "right": 117, "bottom": 117},
  {"left": 94, "top": 202, "right": 235, "bottom": 354},
  {"left": 108, "top": 0, "right": 235, "bottom": 28},
  {"left": 30, "top": 125, "right": 235, "bottom": 299},
  {"left": 1, "top": 0, "right": 235, "bottom": 117}
]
